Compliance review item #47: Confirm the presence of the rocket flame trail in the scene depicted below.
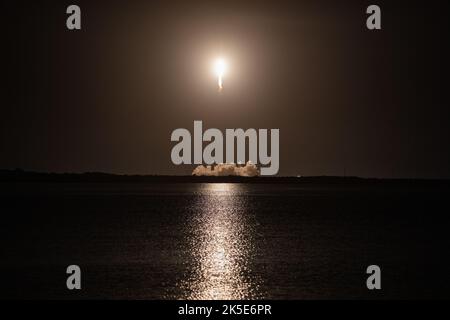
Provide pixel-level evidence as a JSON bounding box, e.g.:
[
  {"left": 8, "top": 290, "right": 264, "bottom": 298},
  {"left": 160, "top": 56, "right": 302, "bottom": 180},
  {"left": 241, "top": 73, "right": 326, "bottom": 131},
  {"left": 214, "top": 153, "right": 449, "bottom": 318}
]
[
  {"left": 214, "top": 58, "right": 226, "bottom": 93},
  {"left": 218, "top": 75, "right": 223, "bottom": 92}
]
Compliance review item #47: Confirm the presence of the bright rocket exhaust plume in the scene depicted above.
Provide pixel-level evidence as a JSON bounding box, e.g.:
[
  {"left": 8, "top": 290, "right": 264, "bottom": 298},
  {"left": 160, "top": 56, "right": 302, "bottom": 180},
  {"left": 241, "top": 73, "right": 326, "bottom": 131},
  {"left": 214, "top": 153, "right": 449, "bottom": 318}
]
[
  {"left": 192, "top": 162, "right": 260, "bottom": 177},
  {"left": 213, "top": 58, "right": 227, "bottom": 92}
]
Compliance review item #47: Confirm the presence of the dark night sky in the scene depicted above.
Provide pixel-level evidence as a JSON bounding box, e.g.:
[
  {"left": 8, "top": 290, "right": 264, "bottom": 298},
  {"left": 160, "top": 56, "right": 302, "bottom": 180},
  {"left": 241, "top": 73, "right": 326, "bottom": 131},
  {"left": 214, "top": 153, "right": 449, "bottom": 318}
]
[{"left": 2, "top": 0, "right": 450, "bottom": 178}]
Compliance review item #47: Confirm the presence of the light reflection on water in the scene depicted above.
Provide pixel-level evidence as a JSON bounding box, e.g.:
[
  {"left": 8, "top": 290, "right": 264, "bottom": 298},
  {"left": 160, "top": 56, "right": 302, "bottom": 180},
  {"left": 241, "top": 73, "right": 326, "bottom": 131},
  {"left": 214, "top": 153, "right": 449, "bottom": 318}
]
[{"left": 176, "top": 183, "right": 264, "bottom": 299}]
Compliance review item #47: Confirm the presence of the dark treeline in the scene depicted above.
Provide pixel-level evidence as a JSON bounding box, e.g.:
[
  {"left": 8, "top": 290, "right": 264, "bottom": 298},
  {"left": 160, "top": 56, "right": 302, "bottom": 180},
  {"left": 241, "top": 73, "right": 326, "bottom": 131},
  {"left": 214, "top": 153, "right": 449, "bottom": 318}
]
[{"left": 1, "top": 169, "right": 450, "bottom": 187}]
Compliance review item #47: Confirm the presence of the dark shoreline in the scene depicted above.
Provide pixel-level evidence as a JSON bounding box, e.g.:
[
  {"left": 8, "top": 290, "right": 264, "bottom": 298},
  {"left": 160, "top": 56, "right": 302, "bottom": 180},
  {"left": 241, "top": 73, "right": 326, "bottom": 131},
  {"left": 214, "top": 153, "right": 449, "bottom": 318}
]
[{"left": 1, "top": 169, "right": 449, "bottom": 186}]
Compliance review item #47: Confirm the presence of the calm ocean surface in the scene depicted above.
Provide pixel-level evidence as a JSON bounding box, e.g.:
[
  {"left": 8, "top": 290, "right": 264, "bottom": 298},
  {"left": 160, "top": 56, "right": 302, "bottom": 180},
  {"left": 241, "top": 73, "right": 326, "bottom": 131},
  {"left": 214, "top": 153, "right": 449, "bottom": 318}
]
[{"left": 1, "top": 182, "right": 450, "bottom": 299}]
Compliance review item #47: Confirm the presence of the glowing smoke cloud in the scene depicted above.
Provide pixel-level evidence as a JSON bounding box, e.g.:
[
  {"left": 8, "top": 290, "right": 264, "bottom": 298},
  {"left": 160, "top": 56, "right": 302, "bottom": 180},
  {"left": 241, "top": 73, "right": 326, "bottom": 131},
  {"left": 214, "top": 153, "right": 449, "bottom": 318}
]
[{"left": 192, "top": 161, "right": 259, "bottom": 177}]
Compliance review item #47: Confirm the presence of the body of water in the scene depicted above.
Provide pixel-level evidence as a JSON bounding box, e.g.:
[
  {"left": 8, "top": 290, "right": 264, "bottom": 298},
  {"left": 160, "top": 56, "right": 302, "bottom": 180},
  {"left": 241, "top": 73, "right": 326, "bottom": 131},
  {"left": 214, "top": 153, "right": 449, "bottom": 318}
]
[{"left": 1, "top": 182, "right": 449, "bottom": 299}]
